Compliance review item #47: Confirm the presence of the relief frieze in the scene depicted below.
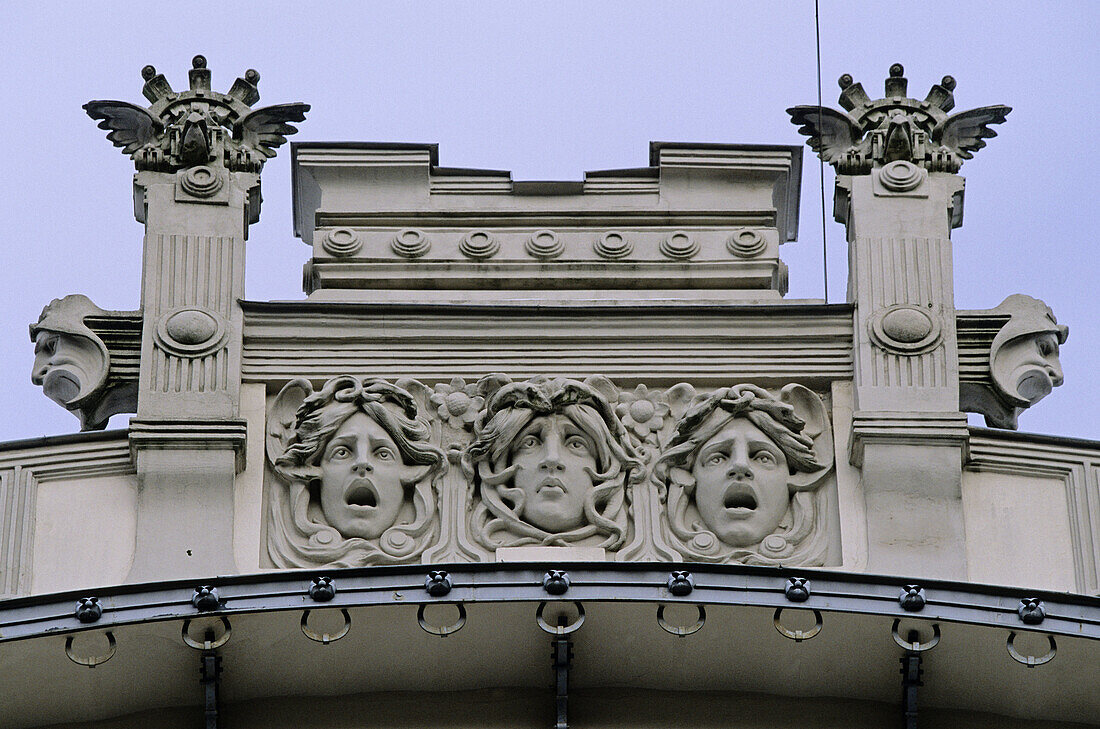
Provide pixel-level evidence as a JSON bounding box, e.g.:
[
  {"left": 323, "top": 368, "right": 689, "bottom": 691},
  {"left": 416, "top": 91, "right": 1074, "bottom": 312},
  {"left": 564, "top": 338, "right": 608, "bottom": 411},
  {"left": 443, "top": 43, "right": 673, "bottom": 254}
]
[{"left": 264, "top": 375, "right": 837, "bottom": 569}]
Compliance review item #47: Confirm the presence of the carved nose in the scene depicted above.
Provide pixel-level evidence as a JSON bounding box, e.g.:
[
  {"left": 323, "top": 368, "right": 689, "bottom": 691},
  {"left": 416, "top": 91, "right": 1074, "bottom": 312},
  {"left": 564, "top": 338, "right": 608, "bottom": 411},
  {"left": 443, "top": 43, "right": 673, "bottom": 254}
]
[
  {"left": 353, "top": 460, "right": 372, "bottom": 475},
  {"left": 1048, "top": 362, "right": 1064, "bottom": 387},
  {"left": 31, "top": 361, "right": 48, "bottom": 385},
  {"left": 727, "top": 461, "right": 753, "bottom": 480}
]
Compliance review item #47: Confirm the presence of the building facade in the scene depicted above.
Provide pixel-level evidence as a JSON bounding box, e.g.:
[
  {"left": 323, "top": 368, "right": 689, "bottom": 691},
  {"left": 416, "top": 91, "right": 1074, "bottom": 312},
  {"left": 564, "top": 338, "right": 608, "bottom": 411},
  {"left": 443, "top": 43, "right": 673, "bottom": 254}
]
[{"left": 2, "top": 59, "right": 1097, "bottom": 727}]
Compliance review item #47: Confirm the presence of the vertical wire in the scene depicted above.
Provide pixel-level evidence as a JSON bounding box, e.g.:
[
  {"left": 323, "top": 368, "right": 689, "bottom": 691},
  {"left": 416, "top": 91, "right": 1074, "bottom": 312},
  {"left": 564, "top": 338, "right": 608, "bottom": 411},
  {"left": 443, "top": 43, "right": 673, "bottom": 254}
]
[{"left": 815, "top": 0, "right": 829, "bottom": 303}]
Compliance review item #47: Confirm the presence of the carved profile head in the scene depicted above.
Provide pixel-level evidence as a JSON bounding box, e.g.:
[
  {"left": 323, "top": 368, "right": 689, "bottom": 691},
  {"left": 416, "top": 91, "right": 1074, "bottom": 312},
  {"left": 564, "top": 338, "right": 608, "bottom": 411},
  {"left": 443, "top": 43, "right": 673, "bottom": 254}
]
[
  {"left": 463, "top": 376, "right": 643, "bottom": 550},
  {"left": 30, "top": 295, "right": 111, "bottom": 414},
  {"left": 989, "top": 295, "right": 1068, "bottom": 408},
  {"left": 653, "top": 384, "right": 834, "bottom": 565},
  {"left": 268, "top": 376, "right": 446, "bottom": 566}
]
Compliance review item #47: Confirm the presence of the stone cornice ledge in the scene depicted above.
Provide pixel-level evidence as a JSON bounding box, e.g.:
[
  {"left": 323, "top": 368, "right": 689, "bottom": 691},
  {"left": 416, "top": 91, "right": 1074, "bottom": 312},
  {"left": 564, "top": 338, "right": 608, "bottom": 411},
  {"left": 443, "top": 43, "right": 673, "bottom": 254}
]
[
  {"left": 849, "top": 411, "right": 970, "bottom": 467},
  {"left": 128, "top": 419, "right": 248, "bottom": 473}
]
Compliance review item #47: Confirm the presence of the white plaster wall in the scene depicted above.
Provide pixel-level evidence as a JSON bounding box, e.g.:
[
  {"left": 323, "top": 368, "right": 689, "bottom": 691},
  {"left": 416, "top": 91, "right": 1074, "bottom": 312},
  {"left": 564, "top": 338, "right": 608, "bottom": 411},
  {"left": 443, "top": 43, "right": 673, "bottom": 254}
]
[
  {"left": 962, "top": 471, "right": 1076, "bottom": 591},
  {"left": 32, "top": 473, "right": 137, "bottom": 593},
  {"left": 234, "top": 382, "right": 267, "bottom": 573}
]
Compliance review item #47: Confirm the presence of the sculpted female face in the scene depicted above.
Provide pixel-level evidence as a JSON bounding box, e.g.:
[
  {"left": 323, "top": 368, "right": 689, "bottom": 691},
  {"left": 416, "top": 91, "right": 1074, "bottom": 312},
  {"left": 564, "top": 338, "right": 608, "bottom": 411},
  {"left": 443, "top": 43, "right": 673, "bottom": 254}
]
[
  {"left": 691, "top": 417, "right": 790, "bottom": 547},
  {"left": 509, "top": 413, "right": 598, "bottom": 532},
  {"left": 317, "top": 411, "right": 416, "bottom": 540}
]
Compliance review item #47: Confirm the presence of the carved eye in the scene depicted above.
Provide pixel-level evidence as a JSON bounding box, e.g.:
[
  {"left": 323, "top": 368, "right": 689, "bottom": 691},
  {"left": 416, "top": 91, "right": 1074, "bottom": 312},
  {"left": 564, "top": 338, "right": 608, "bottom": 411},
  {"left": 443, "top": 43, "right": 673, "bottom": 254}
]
[
  {"left": 753, "top": 450, "right": 777, "bottom": 466},
  {"left": 328, "top": 445, "right": 351, "bottom": 460},
  {"left": 705, "top": 453, "right": 726, "bottom": 466},
  {"left": 517, "top": 434, "right": 541, "bottom": 450},
  {"left": 565, "top": 435, "right": 592, "bottom": 454},
  {"left": 374, "top": 447, "right": 396, "bottom": 461},
  {"left": 1038, "top": 339, "right": 1056, "bottom": 357}
]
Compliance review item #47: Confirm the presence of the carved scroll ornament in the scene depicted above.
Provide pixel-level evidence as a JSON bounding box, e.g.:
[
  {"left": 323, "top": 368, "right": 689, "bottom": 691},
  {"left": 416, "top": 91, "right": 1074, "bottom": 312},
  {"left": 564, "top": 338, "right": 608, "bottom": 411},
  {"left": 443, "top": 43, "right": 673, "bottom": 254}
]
[{"left": 265, "top": 375, "right": 836, "bottom": 568}]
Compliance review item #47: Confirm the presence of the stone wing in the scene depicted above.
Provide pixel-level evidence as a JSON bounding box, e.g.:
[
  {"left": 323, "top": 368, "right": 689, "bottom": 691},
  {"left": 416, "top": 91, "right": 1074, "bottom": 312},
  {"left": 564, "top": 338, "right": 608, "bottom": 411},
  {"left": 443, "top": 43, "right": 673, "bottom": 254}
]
[
  {"left": 932, "top": 105, "right": 1011, "bottom": 159},
  {"left": 786, "top": 106, "right": 861, "bottom": 163},
  {"left": 82, "top": 100, "right": 162, "bottom": 154},
  {"left": 235, "top": 102, "right": 311, "bottom": 158}
]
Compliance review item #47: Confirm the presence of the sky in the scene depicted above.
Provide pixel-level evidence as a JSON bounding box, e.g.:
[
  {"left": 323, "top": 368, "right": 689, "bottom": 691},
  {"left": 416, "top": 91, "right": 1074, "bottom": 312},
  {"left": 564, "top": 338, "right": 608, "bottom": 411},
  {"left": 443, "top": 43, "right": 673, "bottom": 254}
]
[{"left": 2, "top": 1, "right": 1097, "bottom": 442}]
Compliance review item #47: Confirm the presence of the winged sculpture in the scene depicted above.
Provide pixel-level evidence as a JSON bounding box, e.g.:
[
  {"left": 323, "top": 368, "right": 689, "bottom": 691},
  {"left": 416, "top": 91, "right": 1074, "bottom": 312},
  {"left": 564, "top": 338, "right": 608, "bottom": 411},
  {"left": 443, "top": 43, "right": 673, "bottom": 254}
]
[
  {"left": 788, "top": 64, "right": 1009, "bottom": 174},
  {"left": 84, "top": 55, "right": 309, "bottom": 173}
]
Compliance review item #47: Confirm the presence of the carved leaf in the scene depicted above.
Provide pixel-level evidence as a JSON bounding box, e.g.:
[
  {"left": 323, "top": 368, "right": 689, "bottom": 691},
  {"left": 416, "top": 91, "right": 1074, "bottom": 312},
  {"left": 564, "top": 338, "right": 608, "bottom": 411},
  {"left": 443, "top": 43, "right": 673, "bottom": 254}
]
[
  {"left": 932, "top": 105, "right": 1011, "bottom": 159},
  {"left": 266, "top": 379, "right": 313, "bottom": 465},
  {"left": 786, "top": 106, "right": 862, "bottom": 163},
  {"left": 779, "top": 384, "right": 834, "bottom": 491},
  {"left": 82, "top": 100, "right": 162, "bottom": 154},
  {"left": 235, "top": 102, "right": 310, "bottom": 158}
]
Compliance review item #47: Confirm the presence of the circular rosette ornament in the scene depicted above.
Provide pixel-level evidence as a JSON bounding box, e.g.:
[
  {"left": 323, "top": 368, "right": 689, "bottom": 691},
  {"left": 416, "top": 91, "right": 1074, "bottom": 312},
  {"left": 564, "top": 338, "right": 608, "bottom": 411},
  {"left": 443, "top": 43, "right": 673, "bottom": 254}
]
[
  {"left": 615, "top": 384, "right": 669, "bottom": 447},
  {"left": 429, "top": 377, "right": 484, "bottom": 431}
]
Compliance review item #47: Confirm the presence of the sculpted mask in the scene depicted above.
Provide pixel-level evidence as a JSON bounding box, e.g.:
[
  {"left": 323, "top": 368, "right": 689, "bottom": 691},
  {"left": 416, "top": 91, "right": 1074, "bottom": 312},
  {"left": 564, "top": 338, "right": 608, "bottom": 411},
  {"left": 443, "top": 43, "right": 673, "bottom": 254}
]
[
  {"left": 654, "top": 384, "right": 833, "bottom": 565},
  {"left": 961, "top": 294, "right": 1068, "bottom": 429},
  {"left": 29, "top": 294, "right": 134, "bottom": 431},
  {"left": 463, "top": 377, "right": 642, "bottom": 550},
  {"left": 269, "top": 376, "right": 446, "bottom": 567},
  {"left": 989, "top": 295, "right": 1067, "bottom": 409}
]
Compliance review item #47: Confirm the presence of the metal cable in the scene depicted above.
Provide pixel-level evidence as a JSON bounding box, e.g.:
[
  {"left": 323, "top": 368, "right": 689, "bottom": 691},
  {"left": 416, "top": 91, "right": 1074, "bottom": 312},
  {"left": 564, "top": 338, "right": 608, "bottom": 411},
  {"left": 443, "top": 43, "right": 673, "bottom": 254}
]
[{"left": 814, "top": 0, "right": 829, "bottom": 303}]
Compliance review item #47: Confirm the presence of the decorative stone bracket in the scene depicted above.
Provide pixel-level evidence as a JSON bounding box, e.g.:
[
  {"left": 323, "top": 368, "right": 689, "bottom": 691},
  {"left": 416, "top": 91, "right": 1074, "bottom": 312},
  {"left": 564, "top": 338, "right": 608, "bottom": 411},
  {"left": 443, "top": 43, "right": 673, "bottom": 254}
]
[
  {"left": 958, "top": 295, "right": 1068, "bottom": 429},
  {"left": 29, "top": 295, "right": 139, "bottom": 430}
]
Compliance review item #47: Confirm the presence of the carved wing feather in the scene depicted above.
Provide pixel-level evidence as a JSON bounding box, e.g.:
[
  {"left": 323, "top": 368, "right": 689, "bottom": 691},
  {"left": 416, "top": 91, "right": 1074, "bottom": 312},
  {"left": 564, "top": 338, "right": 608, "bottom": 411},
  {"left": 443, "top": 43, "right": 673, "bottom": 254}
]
[
  {"left": 236, "top": 102, "right": 310, "bottom": 158},
  {"left": 786, "top": 106, "right": 861, "bottom": 162},
  {"left": 932, "top": 105, "right": 1011, "bottom": 159},
  {"left": 83, "top": 100, "right": 162, "bottom": 154}
]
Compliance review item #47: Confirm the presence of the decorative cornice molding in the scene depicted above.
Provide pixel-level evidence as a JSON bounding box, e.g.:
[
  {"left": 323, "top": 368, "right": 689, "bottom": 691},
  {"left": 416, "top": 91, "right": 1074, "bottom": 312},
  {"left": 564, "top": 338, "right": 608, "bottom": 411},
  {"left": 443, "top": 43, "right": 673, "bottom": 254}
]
[{"left": 849, "top": 411, "right": 970, "bottom": 467}]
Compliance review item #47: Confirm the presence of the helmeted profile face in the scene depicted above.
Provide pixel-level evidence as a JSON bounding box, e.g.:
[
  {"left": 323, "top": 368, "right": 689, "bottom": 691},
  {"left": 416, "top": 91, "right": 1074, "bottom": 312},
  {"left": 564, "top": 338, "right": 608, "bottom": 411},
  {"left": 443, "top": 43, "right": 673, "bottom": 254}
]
[
  {"left": 988, "top": 294, "right": 1068, "bottom": 408},
  {"left": 29, "top": 295, "right": 111, "bottom": 410},
  {"left": 32, "top": 330, "right": 105, "bottom": 406},
  {"left": 691, "top": 418, "right": 790, "bottom": 547},
  {"left": 994, "top": 331, "right": 1064, "bottom": 404},
  {"left": 318, "top": 412, "right": 418, "bottom": 539},
  {"left": 509, "top": 413, "right": 599, "bottom": 533}
]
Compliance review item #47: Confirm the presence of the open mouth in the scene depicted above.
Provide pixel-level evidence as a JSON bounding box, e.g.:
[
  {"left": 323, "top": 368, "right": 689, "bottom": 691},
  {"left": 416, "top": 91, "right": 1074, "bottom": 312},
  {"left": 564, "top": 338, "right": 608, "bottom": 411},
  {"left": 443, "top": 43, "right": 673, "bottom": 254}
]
[
  {"left": 723, "top": 484, "right": 758, "bottom": 511},
  {"left": 42, "top": 369, "right": 81, "bottom": 404},
  {"left": 345, "top": 482, "right": 378, "bottom": 508}
]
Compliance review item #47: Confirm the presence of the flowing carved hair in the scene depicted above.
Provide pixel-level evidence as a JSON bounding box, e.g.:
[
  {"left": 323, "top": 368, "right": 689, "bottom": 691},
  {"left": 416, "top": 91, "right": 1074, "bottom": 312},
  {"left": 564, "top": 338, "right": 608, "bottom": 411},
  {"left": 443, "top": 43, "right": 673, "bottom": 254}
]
[
  {"left": 463, "top": 377, "right": 642, "bottom": 550},
  {"left": 653, "top": 384, "right": 829, "bottom": 565},
  {"left": 269, "top": 376, "right": 446, "bottom": 566}
]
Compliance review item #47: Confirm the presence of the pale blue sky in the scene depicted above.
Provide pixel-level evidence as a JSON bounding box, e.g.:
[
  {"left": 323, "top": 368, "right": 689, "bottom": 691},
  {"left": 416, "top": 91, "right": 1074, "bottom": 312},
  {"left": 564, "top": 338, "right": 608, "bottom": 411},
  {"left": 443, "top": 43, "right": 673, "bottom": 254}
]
[{"left": 2, "top": 1, "right": 1096, "bottom": 441}]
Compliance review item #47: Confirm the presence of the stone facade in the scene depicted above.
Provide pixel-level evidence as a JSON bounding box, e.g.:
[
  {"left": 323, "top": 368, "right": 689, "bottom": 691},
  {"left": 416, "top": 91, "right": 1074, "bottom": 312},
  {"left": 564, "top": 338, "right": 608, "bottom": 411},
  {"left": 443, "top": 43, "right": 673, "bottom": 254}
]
[{"left": 1, "top": 61, "right": 1097, "bottom": 728}]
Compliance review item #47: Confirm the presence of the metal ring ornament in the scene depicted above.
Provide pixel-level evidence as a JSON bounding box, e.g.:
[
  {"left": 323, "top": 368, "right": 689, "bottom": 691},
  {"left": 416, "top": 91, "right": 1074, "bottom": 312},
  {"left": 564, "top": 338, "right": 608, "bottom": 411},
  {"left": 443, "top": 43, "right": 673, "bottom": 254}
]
[
  {"left": 536, "top": 601, "right": 586, "bottom": 636},
  {"left": 1006, "top": 632, "right": 1057, "bottom": 668},
  {"left": 773, "top": 607, "right": 822, "bottom": 642},
  {"left": 657, "top": 604, "right": 706, "bottom": 637},
  {"left": 891, "top": 619, "right": 941, "bottom": 652},
  {"left": 181, "top": 617, "right": 232, "bottom": 651},
  {"left": 65, "top": 631, "right": 116, "bottom": 668},
  {"left": 301, "top": 609, "right": 352, "bottom": 645},
  {"left": 417, "top": 603, "right": 467, "bottom": 637}
]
